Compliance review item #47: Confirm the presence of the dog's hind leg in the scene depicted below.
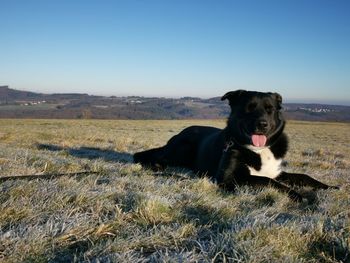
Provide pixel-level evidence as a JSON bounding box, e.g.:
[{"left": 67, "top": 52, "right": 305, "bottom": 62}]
[{"left": 133, "top": 147, "right": 167, "bottom": 169}]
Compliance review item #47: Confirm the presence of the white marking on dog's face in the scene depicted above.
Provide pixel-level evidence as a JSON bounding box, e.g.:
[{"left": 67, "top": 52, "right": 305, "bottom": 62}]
[{"left": 246, "top": 146, "right": 282, "bottom": 179}]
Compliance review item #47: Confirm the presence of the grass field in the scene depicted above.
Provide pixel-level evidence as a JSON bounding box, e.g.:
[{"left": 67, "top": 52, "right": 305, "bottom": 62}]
[{"left": 0, "top": 119, "right": 349, "bottom": 262}]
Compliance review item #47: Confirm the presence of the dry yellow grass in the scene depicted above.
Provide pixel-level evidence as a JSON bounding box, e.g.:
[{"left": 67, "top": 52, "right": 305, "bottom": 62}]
[{"left": 0, "top": 119, "right": 349, "bottom": 262}]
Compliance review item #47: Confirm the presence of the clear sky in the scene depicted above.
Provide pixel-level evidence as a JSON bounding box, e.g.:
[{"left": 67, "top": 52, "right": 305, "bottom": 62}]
[{"left": 1, "top": 0, "right": 350, "bottom": 105}]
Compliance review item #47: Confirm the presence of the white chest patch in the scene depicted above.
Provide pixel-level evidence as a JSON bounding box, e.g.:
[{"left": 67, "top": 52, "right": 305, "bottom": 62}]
[{"left": 246, "top": 146, "right": 282, "bottom": 179}]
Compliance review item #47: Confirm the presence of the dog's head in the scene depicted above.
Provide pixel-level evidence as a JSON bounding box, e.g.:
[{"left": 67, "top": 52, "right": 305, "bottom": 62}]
[{"left": 222, "top": 90, "right": 285, "bottom": 147}]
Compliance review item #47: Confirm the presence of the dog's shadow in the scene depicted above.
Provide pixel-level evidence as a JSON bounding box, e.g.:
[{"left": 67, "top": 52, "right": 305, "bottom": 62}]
[{"left": 36, "top": 143, "right": 133, "bottom": 163}]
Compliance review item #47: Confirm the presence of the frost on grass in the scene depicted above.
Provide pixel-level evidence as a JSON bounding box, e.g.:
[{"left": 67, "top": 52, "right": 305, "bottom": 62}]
[{"left": 0, "top": 119, "right": 349, "bottom": 262}]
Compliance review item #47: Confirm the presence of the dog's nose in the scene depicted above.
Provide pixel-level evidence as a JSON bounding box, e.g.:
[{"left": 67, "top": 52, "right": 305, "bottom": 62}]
[{"left": 257, "top": 120, "right": 268, "bottom": 130}]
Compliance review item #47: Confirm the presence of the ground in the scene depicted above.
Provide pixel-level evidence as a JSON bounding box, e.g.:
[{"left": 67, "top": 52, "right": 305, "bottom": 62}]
[{"left": 0, "top": 119, "right": 349, "bottom": 262}]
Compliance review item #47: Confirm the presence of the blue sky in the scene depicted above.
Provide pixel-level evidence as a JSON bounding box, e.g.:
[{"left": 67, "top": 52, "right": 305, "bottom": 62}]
[{"left": 1, "top": 0, "right": 350, "bottom": 104}]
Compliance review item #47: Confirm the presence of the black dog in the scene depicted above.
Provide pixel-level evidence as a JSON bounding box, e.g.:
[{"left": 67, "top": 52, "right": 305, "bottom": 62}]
[{"left": 134, "top": 90, "right": 337, "bottom": 201}]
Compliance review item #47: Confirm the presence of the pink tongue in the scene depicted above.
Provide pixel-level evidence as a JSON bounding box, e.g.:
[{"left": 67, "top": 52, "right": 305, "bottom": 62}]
[{"left": 252, "top": 135, "right": 267, "bottom": 147}]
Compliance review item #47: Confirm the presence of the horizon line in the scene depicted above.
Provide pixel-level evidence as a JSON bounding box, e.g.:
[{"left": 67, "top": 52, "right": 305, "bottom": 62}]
[{"left": 1, "top": 85, "right": 350, "bottom": 107}]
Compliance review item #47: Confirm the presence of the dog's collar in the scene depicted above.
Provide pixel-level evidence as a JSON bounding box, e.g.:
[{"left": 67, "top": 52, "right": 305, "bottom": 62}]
[{"left": 223, "top": 141, "right": 234, "bottom": 152}]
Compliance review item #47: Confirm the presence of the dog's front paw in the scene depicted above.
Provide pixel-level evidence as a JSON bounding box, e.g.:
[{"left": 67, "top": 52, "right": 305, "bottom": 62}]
[
  {"left": 322, "top": 184, "right": 340, "bottom": 190},
  {"left": 288, "top": 190, "right": 303, "bottom": 202}
]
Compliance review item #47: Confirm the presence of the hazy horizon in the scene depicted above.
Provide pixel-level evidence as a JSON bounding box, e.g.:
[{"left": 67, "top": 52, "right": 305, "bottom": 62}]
[
  {"left": 1, "top": 1, "right": 349, "bottom": 105},
  {"left": 2, "top": 84, "right": 350, "bottom": 106}
]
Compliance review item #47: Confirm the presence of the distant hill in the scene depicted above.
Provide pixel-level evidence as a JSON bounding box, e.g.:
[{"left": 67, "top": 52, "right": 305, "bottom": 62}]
[
  {"left": 0, "top": 85, "right": 44, "bottom": 101},
  {"left": 0, "top": 85, "right": 95, "bottom": 101},
  {"left": 1, "top": 86, "right": 349, "bottom": 122}
]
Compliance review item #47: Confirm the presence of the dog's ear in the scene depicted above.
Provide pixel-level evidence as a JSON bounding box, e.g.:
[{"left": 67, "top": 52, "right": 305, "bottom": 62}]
[
  {"left": 221, "top": 90, "right": 246, "bottom": 106},
  {"left": 272, "top": 93, "right": 282, "bottom": 109}
]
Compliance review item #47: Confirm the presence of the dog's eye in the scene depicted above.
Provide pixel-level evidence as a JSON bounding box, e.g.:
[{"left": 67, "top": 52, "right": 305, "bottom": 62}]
[
  {"left": 246, "top": 102, "right": 257, "bottom": 112},
  {"left": 265, "top": 105, "right": 274, "bottom": 114}
]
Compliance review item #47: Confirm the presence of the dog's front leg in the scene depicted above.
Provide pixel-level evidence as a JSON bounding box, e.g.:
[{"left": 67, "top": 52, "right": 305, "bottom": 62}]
[
  {"left": 215, "top": 150, "right": 303, "bottom": 202},
  {"left": 240, "top": 174, "right": 303, "bottom": 202},
  {"left": 276, "top": 172, "right": 338, "bottom": 189},
  {"left": 214, "top": 149, "right": 240, "bottom": 188}
]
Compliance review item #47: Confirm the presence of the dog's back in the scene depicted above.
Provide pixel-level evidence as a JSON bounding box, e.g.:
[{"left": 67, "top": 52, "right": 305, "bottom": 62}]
[{"left": 134, "top": 125, "right": 222, "bottom": 171}]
